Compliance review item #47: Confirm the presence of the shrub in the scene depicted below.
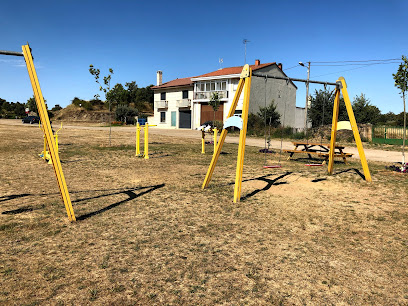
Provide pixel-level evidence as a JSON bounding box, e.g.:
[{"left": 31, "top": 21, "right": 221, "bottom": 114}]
[{"left": 115, "top": 105, "right": 138, "bottom": 124}]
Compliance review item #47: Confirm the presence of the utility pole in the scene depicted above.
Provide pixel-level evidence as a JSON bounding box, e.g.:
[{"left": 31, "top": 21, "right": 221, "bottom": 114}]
[
  {"left": 243, "top": 39, "right": 250, "bottom": 64},
  {"left": 299, "top": 61, "right": 311, "bottom": 132}
]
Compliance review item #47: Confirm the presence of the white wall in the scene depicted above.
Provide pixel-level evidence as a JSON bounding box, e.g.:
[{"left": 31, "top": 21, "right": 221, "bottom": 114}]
[{"left": 153, "top": 86, "right": 193, "bottom": 128}]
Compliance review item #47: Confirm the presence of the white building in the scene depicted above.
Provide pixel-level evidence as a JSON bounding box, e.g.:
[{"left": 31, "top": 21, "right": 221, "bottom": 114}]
[{"left": 152, "top": 60, "right": 301, "bottom": 129}]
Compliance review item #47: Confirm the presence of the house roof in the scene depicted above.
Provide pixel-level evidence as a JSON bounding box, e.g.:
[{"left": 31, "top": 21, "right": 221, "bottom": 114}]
[
  {"left": 195, "top": 62, "right": 275, "bottom": 78},
  {"left": 151, "top": 77, "right": 194, "bottom": 90},
  {"left": 151, "top": 61, "right": 293, "bottom": 90}
]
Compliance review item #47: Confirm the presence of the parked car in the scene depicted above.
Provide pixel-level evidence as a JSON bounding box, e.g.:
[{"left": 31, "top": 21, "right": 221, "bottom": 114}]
[{"left": 22, "top": 116, "right": 40, "bottom": 124}]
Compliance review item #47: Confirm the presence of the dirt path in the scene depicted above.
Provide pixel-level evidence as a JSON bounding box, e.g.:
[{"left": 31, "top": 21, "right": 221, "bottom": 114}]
[{"left": 2, "top": 119, "right": 403, "bottom": 163}]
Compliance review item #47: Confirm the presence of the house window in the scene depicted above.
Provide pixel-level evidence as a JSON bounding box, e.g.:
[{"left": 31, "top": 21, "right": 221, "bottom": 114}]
[
  {"left": 161, "top": 92, "right": 166, "bottom": 100},
  {"left": 160, "top": 111, "right": 166, "bottom": 123},
  {"left": 182, "top": 90, "right": 188, "bottom": 99}
]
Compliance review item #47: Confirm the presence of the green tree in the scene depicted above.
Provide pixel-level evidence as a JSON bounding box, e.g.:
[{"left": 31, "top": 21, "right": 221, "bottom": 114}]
[
  {"left": 125, "top": 81, "right": 138, "bottom": 105},
  {"left": 209, "top": 92, "right": 221, "bottom": 124},
  {"left": 115, "top": 105, "right": 138, "bottom": 124},
  {"left": 352, "top": 94, "right": 381, "bottom": 124},
  {"left": 51, "top": 104, "right": 63, "bottom": 111},
  {"left": 257, "top": 100, "right": 281, "bottom": 128},
  {"left": 308, "top": 89, "right": 347, "bottom": 128},
  {"left": 393, "top": 55, "right": 408, "bottom": 165},
  {"left": 26, "top": 96, "right": 38, "bottom": 114},
  {"left": 89, "top": 65, "right": 114, "bottom": 145},
  {"left": 26, "top": 96, "right": 48, "bottom": 115},
  {"left": 106, "top": 83, "right": 128, "bottom": 107}
]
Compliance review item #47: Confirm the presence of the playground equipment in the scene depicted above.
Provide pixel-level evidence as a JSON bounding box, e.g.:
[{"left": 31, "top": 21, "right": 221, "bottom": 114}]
[
  {"left": 200, "top": 126, "right": 218, "bottom": 154},
  {"left": 202, "top": 65, "right": 371, "bottom": 203},
  {"left": 39, "top": 122, "right": 63, "bottom": 164},
  {"left": 135, "top": 122, "right": 156, "bottom": 159},
  {"left": 0, "top": 45, "right": 75, "bottom": 221}
]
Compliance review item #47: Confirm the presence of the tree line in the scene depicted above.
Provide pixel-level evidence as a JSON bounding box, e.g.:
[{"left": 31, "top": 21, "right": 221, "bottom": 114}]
[{"left": 307, "top": 89, "right": 405, "bottom": 127}]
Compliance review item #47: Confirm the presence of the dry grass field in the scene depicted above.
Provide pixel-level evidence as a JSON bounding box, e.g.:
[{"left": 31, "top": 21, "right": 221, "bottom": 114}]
[{"left": 1, "top": 123, "right": 407, "bottom": 305}]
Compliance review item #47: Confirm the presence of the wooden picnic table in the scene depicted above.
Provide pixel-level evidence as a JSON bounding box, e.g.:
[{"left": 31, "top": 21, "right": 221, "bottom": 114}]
[{"left": 283, "top": 141, "right": 353, "bottom": 164}]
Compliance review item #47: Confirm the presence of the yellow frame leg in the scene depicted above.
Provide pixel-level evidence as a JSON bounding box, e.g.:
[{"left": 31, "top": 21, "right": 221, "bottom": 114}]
[
  {"left": 22, "top": 45, "right": 76, "bottom": 221},
  {"left": 201, "top": 129, "right": 205, "bottom": 154},
  {"left": 136, "top": 122, "right": 141, "bottom": 156},
  {"left": 234, "top": 67, "right": 252, "bottom": 203},
  {"left": 144, "top": 124, "right": 149, "bottom": 159},
  {"left": 328, "top": 89, "right": 340, "bottom": 174},
  {"left": 328, "top": 77, "right": 372, "bottom": 182},
  {"left": 213, "top": 127, "right": 218, "bottom": 154},
  {"left": 202, "top": 72, "right": 246, "bottom": 189}
]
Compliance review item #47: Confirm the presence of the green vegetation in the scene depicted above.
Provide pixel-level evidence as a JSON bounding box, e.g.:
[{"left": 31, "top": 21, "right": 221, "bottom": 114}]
[{"left": 0, "top": 98, "right": 26, "bottom": 118}]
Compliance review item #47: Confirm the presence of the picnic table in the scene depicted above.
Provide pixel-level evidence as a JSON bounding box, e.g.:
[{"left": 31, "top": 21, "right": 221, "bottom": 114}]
[{"left": 283, "top": 141, "right": 353, "bottom": 164}]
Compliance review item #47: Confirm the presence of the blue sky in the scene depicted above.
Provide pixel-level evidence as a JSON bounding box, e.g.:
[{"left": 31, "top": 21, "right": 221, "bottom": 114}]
[{"left": 0, "top": 0, "right": 407, "bottom": 114}]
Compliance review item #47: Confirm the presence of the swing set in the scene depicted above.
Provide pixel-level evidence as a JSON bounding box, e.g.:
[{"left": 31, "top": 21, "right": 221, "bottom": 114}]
[{"left": 202, "top": 64, "right": 372, "bottom": 203}]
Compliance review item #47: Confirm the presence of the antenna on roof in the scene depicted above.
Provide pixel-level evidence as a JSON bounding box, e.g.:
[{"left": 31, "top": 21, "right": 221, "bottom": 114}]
[
  {"left": 219, "top": 58, "right": 223, "bottom": 70},
  {"left": 243, "top": 39, "right": 250, "bottom": 64}
]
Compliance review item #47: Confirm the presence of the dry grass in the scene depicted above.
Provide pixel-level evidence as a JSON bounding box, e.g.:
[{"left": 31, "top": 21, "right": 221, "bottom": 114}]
[{"left": 0, "top": 123, "right": 407, "bottom": 305}]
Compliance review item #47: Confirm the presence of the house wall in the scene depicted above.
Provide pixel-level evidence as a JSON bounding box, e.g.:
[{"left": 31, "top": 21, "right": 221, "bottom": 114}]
[
  {"left": 295, "top": 107, "right": 306, "bottom": 131},
  {"left": 249, "top": 65, "right": 297, "bottom": 128},
  {"left": 153, "top": 86, "right": 193, "bottom": 128}
]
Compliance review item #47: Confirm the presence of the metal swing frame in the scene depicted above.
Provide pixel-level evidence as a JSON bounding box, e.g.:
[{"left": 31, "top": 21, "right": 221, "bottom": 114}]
[
  {"left": 202, "top": 66, "right": 371, "bottom": 203},
  {"left": 0, "top": 45, "right": 76, "bottom": 221}
]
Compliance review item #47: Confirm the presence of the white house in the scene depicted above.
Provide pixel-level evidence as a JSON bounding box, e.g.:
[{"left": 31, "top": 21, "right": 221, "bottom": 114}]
[{"left": 152, "top": 60, "right": 301, "bottom": 129}]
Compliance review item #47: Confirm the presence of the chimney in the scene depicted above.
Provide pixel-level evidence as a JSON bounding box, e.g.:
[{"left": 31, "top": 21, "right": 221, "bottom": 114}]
[
  {"left": 255, "top": 59, "right": 260, "bottom": 66},
  {"left": 278, "top": 63, "right": 282, "bottom": 70},
  {"left": 156, "top": 70, "right": 163, "bottom": 86}
]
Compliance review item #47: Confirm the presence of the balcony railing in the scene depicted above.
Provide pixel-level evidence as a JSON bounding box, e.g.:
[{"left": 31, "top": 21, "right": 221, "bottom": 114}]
[
  {"left": 177, "top": 99, "right": 191, "bottom": 108},
  {"left": 194, "top": 91, "right": 228, "bottom": 100},
  {"left": 156, "top": 100, "right": 168, "bottom": 108}
]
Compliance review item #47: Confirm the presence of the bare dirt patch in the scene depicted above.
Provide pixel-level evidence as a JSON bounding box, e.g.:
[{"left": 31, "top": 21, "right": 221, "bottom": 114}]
[{"left": 0, "top": 123, "right": 407, "bottom": 304}]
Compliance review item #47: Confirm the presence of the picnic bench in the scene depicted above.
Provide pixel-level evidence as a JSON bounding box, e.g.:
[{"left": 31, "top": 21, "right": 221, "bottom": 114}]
[{"left": 284, "top": 141, "right": 353, "bottom": 164}]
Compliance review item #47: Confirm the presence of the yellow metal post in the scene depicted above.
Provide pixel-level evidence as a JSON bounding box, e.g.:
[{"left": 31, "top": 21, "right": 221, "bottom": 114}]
[
  {"left": 328, "top": 88, "right": 340, "bottom": 174},
  {"left": 328, "top": 77, "right": 371, "bottom": 182},
  {"left": 54, "top": 122, "right": 63, "bottom": 153},
  {"left": 136, "top": 122, "right": 141, "bottom": 156},
  {"left": 213, "top": 127, "right": 218, "bottom": 153},
  {"left": 202, "top": 74, "right": 246, "bottom": 189},
  {"left": 338, "top": 77, "right": 372, "bottom": 182},
  {"left": 144, "top": 124, "right": 149, "bottom": 159},
  {"left": 22, "top": 45, "right": 76, "bottom": 221},
  {"left": 143, "top": 124, "right": 156, "bottom": 159},
  {"left": 234, "top": 66, "right": 252, "bottom": 203},
  {"left": 201, "top": 129, "right": 205, "bottom": 154}
]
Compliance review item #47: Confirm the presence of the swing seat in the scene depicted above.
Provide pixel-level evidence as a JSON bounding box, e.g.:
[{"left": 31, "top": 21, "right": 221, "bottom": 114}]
[
  {"left": 263, "top": 165, "right": 282, "bottom": 169},
  {"left": 305, "top": 163, "right": 323, "bottom": 167}
]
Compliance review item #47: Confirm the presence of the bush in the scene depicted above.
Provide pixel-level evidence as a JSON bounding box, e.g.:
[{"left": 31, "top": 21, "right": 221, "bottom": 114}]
[
  {"left": 115, "top": 105, "right": 138, "bottom": 124},
  {"left": 71, "top": 97, "right": 93, "bottom": 110},
  {"left": 51, "top": 104, "right": 62, "bottom": 111}
]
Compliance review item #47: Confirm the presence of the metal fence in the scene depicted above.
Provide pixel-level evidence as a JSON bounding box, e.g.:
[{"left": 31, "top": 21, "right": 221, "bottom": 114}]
[{"left": 372, "top": 126, "right": 406, "bottom": 145}]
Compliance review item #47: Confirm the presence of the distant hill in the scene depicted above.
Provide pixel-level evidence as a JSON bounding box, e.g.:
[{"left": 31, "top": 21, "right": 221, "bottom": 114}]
[{"left": 52, "top": 102, "right": 153, "bottom": 123}]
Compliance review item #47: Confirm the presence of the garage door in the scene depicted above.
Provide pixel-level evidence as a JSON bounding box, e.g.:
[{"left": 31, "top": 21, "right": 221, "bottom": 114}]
[
  {"left": 200, "top": 103, "right": 223, "bottom": 125},
  {"left": 179, "top": 110, "right": 191, "bottom": 129}
]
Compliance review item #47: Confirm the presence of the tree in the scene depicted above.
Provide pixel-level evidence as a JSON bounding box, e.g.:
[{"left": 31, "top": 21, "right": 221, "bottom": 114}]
[
  {"left": 393, "top": 55, "right": 408, "bottom": 167},
  {"left": 115, "top": 105, "right": 138, "bottom": 124},
  {"left": 352, "top": 94, "right": 381, "bottom": 124},
  {"left": 89, "top": 65, "right": 114, "bottom": 145},
  {"left": 51, "top": 104, "right": 63, "bottom": 111},
  {"left": 26, "top": 96, "right": 38, "bottom": 114},
  {"left": 308, "top": 88, "right": 347, "bottom": 128},
  {"left": 209, "top": 92, "right": 221, "bottom": 124},
  {"left": 257, "top": 100, "right": 281, "bottom": 128},
  {"left": 125, "top": 81, "right": 138, "bottom": 105},
  {"left": 106, "top": 83, "right": 128, "bottom": 107},
  {"left": 26, "top": 96, "right": 48, "bottom": 115}
]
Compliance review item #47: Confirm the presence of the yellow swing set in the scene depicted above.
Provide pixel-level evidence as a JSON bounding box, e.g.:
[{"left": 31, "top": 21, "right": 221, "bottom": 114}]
[{"left": 201, "top": 65, "right": 371, "bottom": 203}]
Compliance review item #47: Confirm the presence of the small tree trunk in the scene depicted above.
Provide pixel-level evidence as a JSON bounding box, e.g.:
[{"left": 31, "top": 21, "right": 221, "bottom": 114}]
[{"left": 402, "top": 91, "right": 406, "bottom": 166}]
